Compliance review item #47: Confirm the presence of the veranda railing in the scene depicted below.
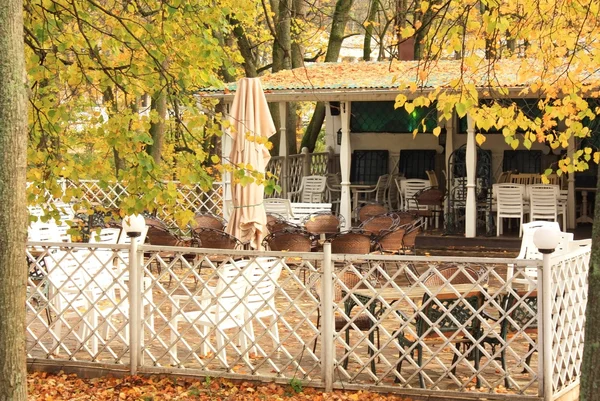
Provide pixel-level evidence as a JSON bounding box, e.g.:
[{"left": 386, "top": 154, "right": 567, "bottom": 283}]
[{"left": 25, "top": 242, "right": 589, "bottom": 400}]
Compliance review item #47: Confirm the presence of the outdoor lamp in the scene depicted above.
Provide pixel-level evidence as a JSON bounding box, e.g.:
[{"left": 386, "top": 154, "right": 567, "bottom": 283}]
[
  {"left": 532, "top": 225, "right": 561, "bottom": 254},
  {"left": 123, "top": 214, "right": 146, "bottom": 238}
]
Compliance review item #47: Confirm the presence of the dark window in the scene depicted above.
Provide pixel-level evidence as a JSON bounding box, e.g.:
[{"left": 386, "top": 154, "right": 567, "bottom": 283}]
[
  {"left": 503, "top": 150, "right": 542, "bottom": 173},
  {"left": 350, "top": 101, "right": 438, "bottom": 133},
  {"left": 351, "top": 150, "right": 389, "bottom": 184},
  {"left": 458, "top": 99, "right": 544, "bottom": 134},
  {"left": 399, "top": 150, "right": 436, "bottom": 179}
]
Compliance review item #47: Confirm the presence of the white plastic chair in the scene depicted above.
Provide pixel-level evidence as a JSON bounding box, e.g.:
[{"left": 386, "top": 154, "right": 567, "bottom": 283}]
[
  {"left": 287, "top": 175, "right": 327, "bottom": 203},
  {"left": 44, "top": 249, "right": 116, "bottom": 354},
  {"left": 506, "top": 221, "right": 573, "bottom": 289},
  {"left": 496, "top": 184, "right": 527, "bottom": 237},
  {"left": 528, "top": 184, "right": 559, "bottom": 225},
  {"left": 400, "top": 179, "right": 429, "bottom": 211},
  {"left": 239, "top": 258, "right": 283, "bottom": 354},
  {"left": 263, "top": 198, "right": 294, "bottom": 220},
  {"left": 170, "top": 261, "right": 256, "bottom": 367}
]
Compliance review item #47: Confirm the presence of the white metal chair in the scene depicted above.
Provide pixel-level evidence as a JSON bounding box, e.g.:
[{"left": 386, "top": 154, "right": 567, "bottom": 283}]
[
  {"left": 263, "top": 198, "right": 294, "bottom": 221},
  {"left": 287, "top": 175, "right": 327, "bottom": 203},
  {"left": 495, "top": 184, "right": 527, "bottom": 237},
  {"left": 354, "top": 174, "right": 390, "bottom": 206},
  {"left": 170, "top": 261, "right": 256, "bottom": 367},
  {"left": 528, "top": 184, "right": 559, "bottom": 225},
  {"left": 325, "top": 173, "right": 341, "bottom": 214}
]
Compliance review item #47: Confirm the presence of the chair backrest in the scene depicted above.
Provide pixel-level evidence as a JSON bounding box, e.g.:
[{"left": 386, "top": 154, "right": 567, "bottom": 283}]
[
  {"left": 28, "top": 221, "right": 61, "bottom": 243},
  {"left": 191, "top": 213, "right": 226, "bottom": 231},
  {"left": 303, "top": 212, "right": 343, "bottom": 235},
  {"left": 330, "top": 231, "right": 373, "bottom": 255},
  {"left": 414, "top": 187, "right": 445, "bottom": 209},
  {"left": 266, "top": 216, "right": 302, "bottom": 234},
  {"left": 357, "top": 203, "right": 387, "bottom": 222},
  {"left": 501, "top": 292, "right": 538, "bottom": 336},
  {"left": 376, "top": 227, "right": 407, "bottom": 254},
  {"left": 325, "top": 173, "right": 341, "bottom": 203},
  {"left": 401, "top": 179, "right": 430, "bottom": 210},
  {"left": 374, "top": 174, "right": 391, "bottom": 203},
  {"left": 425, "top": 170, "right": 439, "bottom": 188},
  {"left": 422, "top": 265, "right": 486, "bottom": 286},
  {"left": 385, "top": 210, "right": 419, "bottom": 227},
  {"left": 146, "top": 224, "right": 183, "bottom": 246},
  {"left": 510, "top": 173, "right": 539, "bottom": 185},
  {"left": 528, "top": 184, "right": 559, "bottom": 219},
  {"left": 210, "top": 261, "right": 255, "bottom": 321},
  {"left": 263, "top": 198, "right": 294, "bottom": 220},
  {"left": 360, "top": 215, "right": 398, "bottom": 236},
  {"left": 193, "top": 228, "right": 243, "bottom": 250},
  {"left": 496, "top": 184, "right": 525, "bottom": 214},
  {"left": 517, "top": 221, "right": 568, "bottom": 260},
  {"left": 263, "top": 229, "right": 312, "bottom": 252},
  {"left": 241, "top": 258, "right": 283, "bottom": 316},
  {"left": 387, "top": 173, "right": 401, "bottom": 209},
  {"left": 300, "top": 175, "right": 327, "bottom": 203},
  {"left": 497, "top": 171, "right": 511, "bottom": 184},
  {"left": 88, "top": 227, "right": 121, "bottom": 244}
]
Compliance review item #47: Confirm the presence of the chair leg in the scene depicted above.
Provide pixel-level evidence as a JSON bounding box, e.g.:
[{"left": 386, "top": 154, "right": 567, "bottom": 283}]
[
  {"left": 523, "top": 343, "right": 535, "bottom": 373},
  {"left": 312, "top": 310, "right": 321, "bottom": 353},
  {"left": 418, "top": 344, "right": 425, "bottom": 388}
]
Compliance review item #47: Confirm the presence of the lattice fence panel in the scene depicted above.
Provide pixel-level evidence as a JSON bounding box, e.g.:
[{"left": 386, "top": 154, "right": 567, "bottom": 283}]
[
  {"left": 265, "top": 156, "right": 284, "bottom": 198},
  {"left": 141, "top": 247, "right": 324, "bottom": 383},
  {"left": 550, "top": 248, "right": 590, "bottom": 395},
  {"left": 287, "top": 155, "right": 305, "bottom": 195},
  {"left": 26, "top": 243, "right": 132, "bottom": 364},
  {"left": 310, "top": 152, "right": 330, "bottom": 176},
  {"left": 328, "top": 254, "right": 541, "bottom": 395}
]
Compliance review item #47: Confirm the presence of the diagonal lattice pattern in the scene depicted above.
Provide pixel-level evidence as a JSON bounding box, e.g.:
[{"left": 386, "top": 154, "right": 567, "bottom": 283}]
[{"left": 25, "top": 243, "right": 590, "bottom": 398}]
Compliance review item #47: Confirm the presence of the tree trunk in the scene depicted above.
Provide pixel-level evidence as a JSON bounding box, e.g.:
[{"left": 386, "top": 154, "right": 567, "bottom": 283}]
[
  {"left": 363, "top": 0, "right": 379, "bottom": 61},
  {"left": 301, "top": 0, "right": 353, "bottom": 151},
  {"left": 579, "top": 162, "right": 600, "bottom": 401},
  {"left": 148, "top": 89, "right": 167, "bottom": 165},
  {"left": 272, "top": 0, "right": 292, "bottom": 72},
  {"left": 0, "top": 0, "right": 28, "bottom": 399}
]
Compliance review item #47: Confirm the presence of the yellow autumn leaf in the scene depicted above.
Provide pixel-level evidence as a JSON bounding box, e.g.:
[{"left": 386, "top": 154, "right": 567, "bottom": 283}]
[
  {"left": 433, "top": 126, "right": 441, "bottom": 137},
  {"left": 594, "top": 152, "right": 600, "bottom": 164},
  {"left": 405, "top": 102, "right": 415, "bottom": 114},
  {"left": 475, "top": 133, "right": 486, "bottom": 145}
]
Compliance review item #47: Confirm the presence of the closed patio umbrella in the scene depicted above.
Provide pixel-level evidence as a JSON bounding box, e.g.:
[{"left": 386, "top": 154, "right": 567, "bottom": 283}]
[{"left": 225, "top": 77, "right": 276, "bottom": 249}]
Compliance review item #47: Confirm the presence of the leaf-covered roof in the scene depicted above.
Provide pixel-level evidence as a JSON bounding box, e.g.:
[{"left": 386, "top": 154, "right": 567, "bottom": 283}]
[{"left": 200, "top": 59, "right": 600, "bottom": 102}]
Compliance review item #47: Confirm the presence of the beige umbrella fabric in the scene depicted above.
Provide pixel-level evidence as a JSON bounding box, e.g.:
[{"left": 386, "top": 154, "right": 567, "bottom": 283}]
[{"left": 225, "top": 77, "right": 276, "bottom": 249}]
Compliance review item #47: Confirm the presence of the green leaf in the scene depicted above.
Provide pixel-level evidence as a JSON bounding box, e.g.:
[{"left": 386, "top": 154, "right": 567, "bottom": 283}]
[{"left": 455, "top": 103, "right": 467, "bottom": 118}]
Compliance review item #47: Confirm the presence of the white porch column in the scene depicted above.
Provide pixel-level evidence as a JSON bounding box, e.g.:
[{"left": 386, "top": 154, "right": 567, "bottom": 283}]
[
  {"left": 465, "top": 115, "right": 477, "bottom": 237},
  {"left": 339, "top": 101, "right": 352, "bottom": 230},
  {"left": 222, "top": 102, "right": 233, "bottom": 219},
  {"left": 567, "top": 135, "right": 576, "bottom": 229},
  {"left": 444, "top": 117, "right": 454, "bottom": 216},
  {"left": 278, "top": 102, "right": 288, "bottom": 196}
]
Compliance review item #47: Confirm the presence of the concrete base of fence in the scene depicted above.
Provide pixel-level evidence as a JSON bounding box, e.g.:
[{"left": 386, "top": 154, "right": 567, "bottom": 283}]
[{"left": 27, "top": 358, "right": 129, "bottom": 379}]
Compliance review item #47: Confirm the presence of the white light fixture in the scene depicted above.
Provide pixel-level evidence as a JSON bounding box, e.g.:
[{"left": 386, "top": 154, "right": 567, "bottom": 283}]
[
  {"left": 532, "top": 226, "right": 561, "bottom": 254},
  {"left": 123, "top": 214, "right": 146, "bottom": 238}
]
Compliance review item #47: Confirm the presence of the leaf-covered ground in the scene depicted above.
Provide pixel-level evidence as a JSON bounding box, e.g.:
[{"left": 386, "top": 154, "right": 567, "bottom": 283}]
[{"left": 28, "top": 372, "right": 412, "bottom": 401}]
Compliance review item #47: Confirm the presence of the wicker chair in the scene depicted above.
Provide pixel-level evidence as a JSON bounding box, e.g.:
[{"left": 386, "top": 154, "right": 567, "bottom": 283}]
[
  {"left": 262, "top": 229, "right": 313, "bottom": 252},
  {"left": 266, "top": 215, "right": 303, "bottom": 234},
  {"left": 413, "top": 187, "right": 445, "bottom": 230},
  {"left": 192, "top": 227, "right": 243, "bottom": 250},
  {"left": 302, "top": 212, "right": 344, "bottom": 237},
  {"left": 263, "top": 229, "right": 313, "bottom": 283},
  {"left": 399, "top": 224, "right": 422, "bottom": 255},
  {"left": 310, "top": 270, "right": 381, "bottom": 373},
  {"left": 329, "top": 230, "right": 374, "bottom": 255},
  {"left": 191, "top": 213, "right": 227, "bottom": 231},
  {"left": 396, "top": 266, "right": 488, "bottom": 388},
  {"left": 145, "top": 223, "right": 194, "bottom": 281},
  {"left": 357, "top": 203, "right": 388, "bottom": 223},
  {"left": 359, "top": 214, "right": 398, "bottom": 237},
  {"left": 385, "top": 210, "right": 420, "bottom": 228}
]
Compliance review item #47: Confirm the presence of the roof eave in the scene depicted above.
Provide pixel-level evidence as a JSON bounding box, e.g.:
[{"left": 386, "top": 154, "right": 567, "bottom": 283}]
[{"left": 198, "top": 86, "right": 535, "bottom": 103}]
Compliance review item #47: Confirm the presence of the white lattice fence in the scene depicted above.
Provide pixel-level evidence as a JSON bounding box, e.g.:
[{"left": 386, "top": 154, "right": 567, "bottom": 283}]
[
  {"left": 549, "top": 246, "right": 590, "bottom": 396},
  {"left": 60, "top": 180, "right": 224, "bottom": 224},
  {"left": 26, "top": 242, "right": 570, "bottom": 398}
]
